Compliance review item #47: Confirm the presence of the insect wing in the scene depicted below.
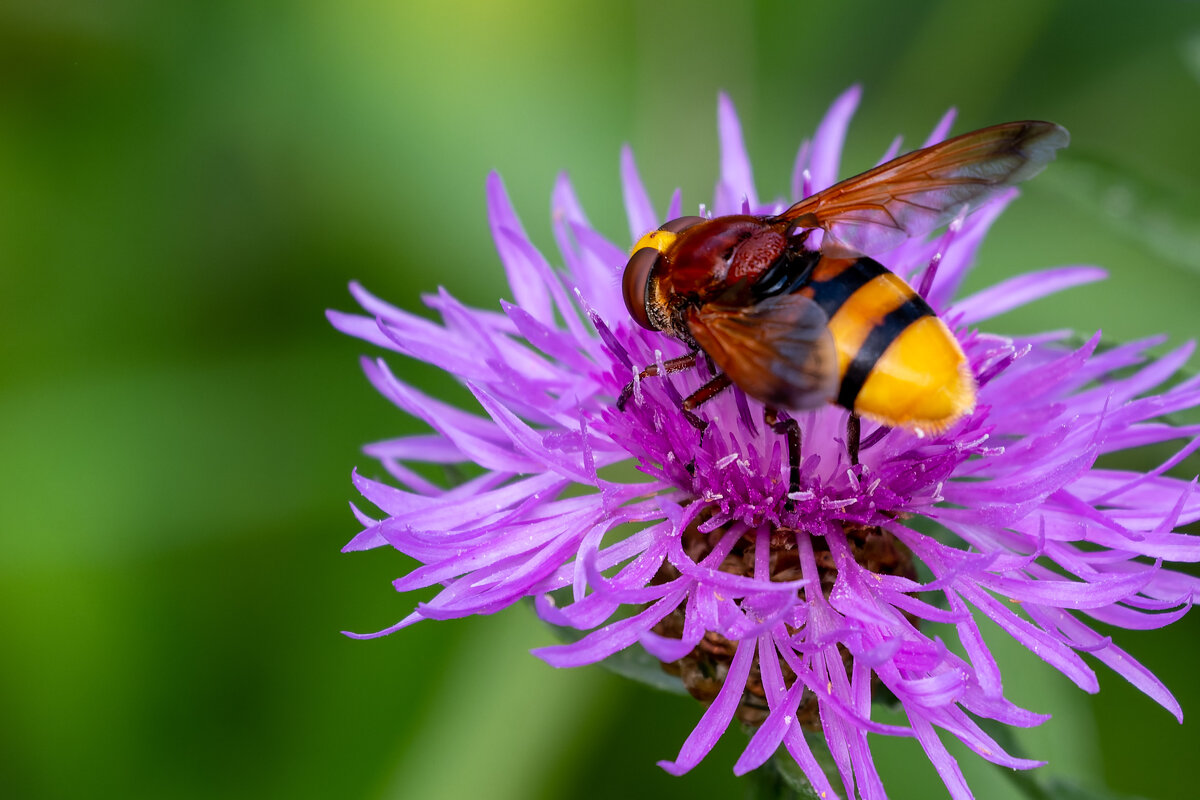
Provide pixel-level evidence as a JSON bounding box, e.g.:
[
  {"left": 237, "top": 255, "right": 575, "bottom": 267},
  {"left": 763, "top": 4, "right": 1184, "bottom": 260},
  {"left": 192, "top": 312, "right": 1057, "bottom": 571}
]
[
  {"left": 686, "top": 293, "right": 837, "bottom": 411},
  {"left": 777, "top": 121, "right": 1069, "bottom": 255}
]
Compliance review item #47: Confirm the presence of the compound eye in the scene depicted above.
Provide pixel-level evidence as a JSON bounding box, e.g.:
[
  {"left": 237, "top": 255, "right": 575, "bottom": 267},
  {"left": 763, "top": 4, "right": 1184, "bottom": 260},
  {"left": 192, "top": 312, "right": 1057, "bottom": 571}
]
[
  {"left": 659, "top": 215, "right": 706, "bottom": 234},
  {"left": 622, "top": 247, "right": 659, "bottom": 330}
]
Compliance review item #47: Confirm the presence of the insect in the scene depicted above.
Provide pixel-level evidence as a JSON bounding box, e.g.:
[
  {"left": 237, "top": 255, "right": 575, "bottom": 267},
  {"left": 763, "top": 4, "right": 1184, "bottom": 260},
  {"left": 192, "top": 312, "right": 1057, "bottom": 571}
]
[{"left": 618, "top": 121, "right": 1069, "bottom": 494}]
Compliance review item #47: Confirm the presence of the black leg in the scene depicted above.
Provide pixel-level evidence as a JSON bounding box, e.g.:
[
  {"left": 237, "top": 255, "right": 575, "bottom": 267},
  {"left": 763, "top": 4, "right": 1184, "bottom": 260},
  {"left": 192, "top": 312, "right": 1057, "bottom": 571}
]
[
  {"left": 764, "top": 406, "right": 802, "bottom": 508},
  {"left": 847, "top": 413, "right": 861, "bottom": 467},
  {"left": 680, "top": 373, "right": 733, "bottom": 431},
  {"left": 617, "top": 353, "right": 698, "bottom": 411}
]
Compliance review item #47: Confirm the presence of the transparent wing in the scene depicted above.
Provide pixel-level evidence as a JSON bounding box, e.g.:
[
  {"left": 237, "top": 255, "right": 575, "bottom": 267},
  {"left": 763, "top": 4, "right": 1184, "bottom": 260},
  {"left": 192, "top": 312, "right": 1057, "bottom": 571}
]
[
  {"left": 686, "top": 293, "right": 837, "bottom": 411},
  {"left": 776, "top": 121, "right": 1069, "bottom": 255}
]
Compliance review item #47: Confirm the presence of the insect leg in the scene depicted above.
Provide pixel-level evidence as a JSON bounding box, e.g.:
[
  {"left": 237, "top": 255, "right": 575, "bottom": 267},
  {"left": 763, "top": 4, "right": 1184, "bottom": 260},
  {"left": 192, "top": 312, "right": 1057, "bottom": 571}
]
[
  {"left": 617, "top": 353, "right": 698, "bottom": 411},
  {"left": 847, "top": 413, "right": 861, "bottom": 467},
  {"left": 764, "top": 406, "right": 802, "bottom": 507},
  {"left": 680, "top": 373, "right": 733, "bottom": 431}
]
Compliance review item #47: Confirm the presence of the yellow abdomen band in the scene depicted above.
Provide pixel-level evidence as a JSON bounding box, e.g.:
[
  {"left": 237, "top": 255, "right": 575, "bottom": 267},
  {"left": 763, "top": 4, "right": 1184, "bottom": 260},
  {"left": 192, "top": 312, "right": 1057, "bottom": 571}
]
[{"left": 822, "top": 268, "right": 976, "bottom": 434}]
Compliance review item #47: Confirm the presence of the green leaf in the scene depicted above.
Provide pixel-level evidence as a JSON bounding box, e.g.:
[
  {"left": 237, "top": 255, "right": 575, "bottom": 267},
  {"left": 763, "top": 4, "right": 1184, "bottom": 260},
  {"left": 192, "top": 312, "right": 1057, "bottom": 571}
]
[
  {"left": 744, "top": 750, "right": 821, "bottom": 800},
  {"left": 589, "top": 636, "right": 690, "bottom": 696}
]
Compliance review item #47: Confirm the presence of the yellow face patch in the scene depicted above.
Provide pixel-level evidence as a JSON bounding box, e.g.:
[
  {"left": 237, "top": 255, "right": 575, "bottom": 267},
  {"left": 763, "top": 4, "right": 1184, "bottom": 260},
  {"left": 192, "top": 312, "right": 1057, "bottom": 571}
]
[{"left": 631, "top": 229, "right": 677, "bottom": 255}]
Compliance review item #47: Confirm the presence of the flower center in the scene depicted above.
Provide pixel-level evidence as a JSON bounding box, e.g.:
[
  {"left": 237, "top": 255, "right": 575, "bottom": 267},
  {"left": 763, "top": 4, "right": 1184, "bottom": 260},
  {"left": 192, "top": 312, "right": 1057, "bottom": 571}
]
[{"left": 651, "top": 514, "right": 917, "bottom": 727}]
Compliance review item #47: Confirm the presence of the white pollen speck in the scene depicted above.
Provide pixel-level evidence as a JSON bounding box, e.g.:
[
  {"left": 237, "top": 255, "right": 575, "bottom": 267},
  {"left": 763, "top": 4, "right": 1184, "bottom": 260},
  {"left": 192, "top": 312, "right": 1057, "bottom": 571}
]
[
  {"left": 716, "top": 453, "right": 738, "bottom": 469},
  {"left": 787, "top": 489, "right": 815, "bottom": 501},
  {"left": 821, "top": 497, "right": 856, "bottom": 510},
  {"left": 959, "top": 433, "right": 990, "bottom": 450},
  {"left": 846, "top": 469, "right": 860, "bottom": 490},
  {"left": 867, "top": 478, "right": 881, "bottom": 494}
]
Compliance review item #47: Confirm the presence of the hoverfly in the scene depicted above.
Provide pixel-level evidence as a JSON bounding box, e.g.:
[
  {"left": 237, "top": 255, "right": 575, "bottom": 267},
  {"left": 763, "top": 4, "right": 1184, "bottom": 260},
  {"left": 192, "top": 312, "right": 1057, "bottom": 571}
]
[{"left": 618, "top": 121, "right": 1068, "bottom": 492}]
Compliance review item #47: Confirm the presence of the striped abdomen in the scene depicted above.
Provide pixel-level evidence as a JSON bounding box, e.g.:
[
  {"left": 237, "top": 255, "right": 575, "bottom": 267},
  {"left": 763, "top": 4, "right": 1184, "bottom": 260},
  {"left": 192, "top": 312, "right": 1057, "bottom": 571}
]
[{"left": 801, "top": 256, "right": 976, "bottom": 433}]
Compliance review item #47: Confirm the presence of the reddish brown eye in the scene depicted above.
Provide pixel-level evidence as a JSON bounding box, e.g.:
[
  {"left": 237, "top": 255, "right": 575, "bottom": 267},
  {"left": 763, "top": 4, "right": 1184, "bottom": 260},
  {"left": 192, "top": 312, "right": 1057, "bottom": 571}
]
[
  {"left": 622, "top": 247, "right": 659, "bottom": 330},
  {"left": 659, "top": 215, "right": 706, "bottom": 233}
]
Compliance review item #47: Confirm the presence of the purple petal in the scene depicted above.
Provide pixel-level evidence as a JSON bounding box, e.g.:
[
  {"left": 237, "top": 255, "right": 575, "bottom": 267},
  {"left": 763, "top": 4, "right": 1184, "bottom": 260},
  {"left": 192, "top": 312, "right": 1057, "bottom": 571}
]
[
  {"left": 666, "top": 527, "right": 808, "bottom": 596},
  {"left": 639, "top": 629, "right": 697, "bottom": 663},
  {"left": 921, "top": 107, "right": 957, "bottom": 147},
  {"left": 486, "top": 172, "right": 554, "bottom": 323},
  {"left": 621, "top": 144, "right": 658, "bottom": 243},
  {"left": 874, "top": 135, "right": 903, "bottom": 167},
  {"left": 758, "top": 639, "right": 843, "bottom": 796},
  {"left": 958, "top": 583, "right": 1099, "bottom": 692},
  {"left": 362, "top": 358, "right": 542, "bottom": 473},
  {"left": 895, "top": 670, "right": 968, "bottom": 707},
  {"left": 659, "top": 638, "right": 757, "bottom": 775},
  {"left": 925, "top": 189, "right": 1015, "bottom": 309},
  {"left": 551, "top": 172, "right": 596, "bottom": 292},
  {"left": 1048, "top": 607, "right": 1184, "bottom": 721},
  {"left": 1105, "top": 341, "right": 1196, "bottom": 407},
  {"left": 789, "top": 139, "right": 811, "bottom": 201},
  {"left": 468, "top": 383, "right": 594, "bottom": 482},
  {"left": 364, "top": 434, "right": 464, "bottom": 463},
  {"left": 910, "top": 715, "right": 973, "bottom": 800},
  {"left": 716, "top": 92, "right": 758, "bottom": 209},
  {"left": 499, "top": 231, "right": 593, "bottom": 343},
  {"left": 952, "top": 266, "right": 1107, "bottom": 324},
  {"left": 950, "top": 596, "right": 1003, "bottom": 696},
  {"left": 501, "top": 301, "right": 591, "bottom": 371},
  {"left": 326, "top": 308, "right": 403, "bottom": 353},
  {"left": 931, "top": 705, "right": 1046, "bottom": 770},
  {"left": 533, "top": 590, "right": 686, "bottom": 668},
  {"left": 734, "top": 666, "right": 807, "bottom": 774},
  {"left": 979, "top": 567, "right": 1156, "bottom": 610},
  {"left": 394, "top": 505, "right": 601, "bottom": 591},
  {"left": 570, "top": 220, "right": 628, "bottom": 322},
  {"left": 341, "top": 610, "right": 424, "bottom": 640},
  {"left": 1099, "top": 423, "right": 1200, "bottom": 455},
  {"left": 807, "top": 85, "right": 861, "bottom": 193}
]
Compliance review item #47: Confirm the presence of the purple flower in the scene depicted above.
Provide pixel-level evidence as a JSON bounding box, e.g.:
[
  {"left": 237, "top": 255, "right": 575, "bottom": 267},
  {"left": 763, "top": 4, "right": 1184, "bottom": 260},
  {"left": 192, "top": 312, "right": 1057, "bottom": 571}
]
[{"left": 329, "top": 87, "right": 1200, "bottom": 799}]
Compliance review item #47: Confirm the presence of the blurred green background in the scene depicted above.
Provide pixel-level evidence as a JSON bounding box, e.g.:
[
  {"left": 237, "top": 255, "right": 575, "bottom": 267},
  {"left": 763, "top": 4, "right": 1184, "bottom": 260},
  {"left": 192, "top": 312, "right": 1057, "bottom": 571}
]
[{"left": 2, "top": 1, "right": 1199, "bottom": 798}]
